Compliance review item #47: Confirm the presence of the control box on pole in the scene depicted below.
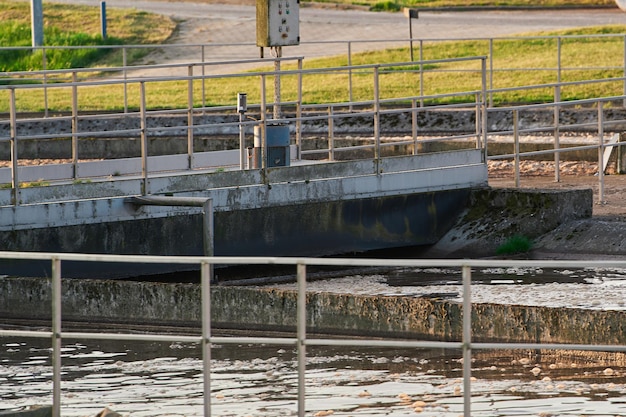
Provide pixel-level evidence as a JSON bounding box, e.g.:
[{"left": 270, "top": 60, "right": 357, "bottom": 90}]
[{"left": 256, "top": 0, "right": 300, "bottom": 47}]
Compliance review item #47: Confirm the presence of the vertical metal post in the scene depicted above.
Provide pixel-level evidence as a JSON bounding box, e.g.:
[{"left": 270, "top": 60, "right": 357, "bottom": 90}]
[
  {"left": 100, "top": 1, "right": 107, "bottom": 39},
  {"left": 296, "top": 58, "right": 303, "bottom": 160},
  {"left": 475, "top": 94, "right": 481, "bottom": 150},
  {"left": 71, "top": 72, "right": 78, "bottom": 180},
  {"left": 557, "top": 37, "right": 562, "bottom": 85},
  {"left": 123, "top": 48, "right": 128, "bottom": 113},
  {"left": 328, "top": 106, "right": 335, "bottom": 161},
  {"left": 348, "top": 42, "right": 353, "bottom": 110},
  {"left": 554, "top": 86, "right": 561, "bottom": 183},
  {"left": 202, "top": 199, "right": 214, "bottom": 259},
  {"left": 481, "top": 58, "right": 488, "bottom": 163},
  {"left": 51, "top": 257, "right": 62, "bottom": 417},
  {"left": 623, "top": 35, "right": 626, "bottom": 108},
  {"left": 30, "top": 0, "right": 43, "bottom": 47},
  {"left": 411, "top": 98, "right": 418, "bottom": 155},
  {"left": 187, "top": 65, "right": 194, "bottom": 170},
  {"left": 139, "top": 82, "right": 148, "bottom": 195},
  {"left": 514, "top": 109, "right": 520, "bottom": 188},
  {"left": 274, "top": 47, "right": 282, "bottom": 120},
  {"left": 373, "top": 66, "right": 381, "bottom": 163},
  {"left": 462, "top": 264, "right": 472, "bottom": 417},
  {"left": 201, "top": 260, "right": 212, "bottom": 417},
  {"left": 489, "top": 39, "right": 494, "bottom": 108},
  {"left": 260, "top": 75, "right": 267, "bottom": 170},
  {"left": 408, "top": 17, "right": 414, "bottom": 62},
  {"left": 9, "top": 88, "right": 19, "bottom": 206},
  {"left": 296, "top": 263, "right": 307, "bottom": 417},
  {"left": 419, "top": 40, "right": 424, "bottom": 107},
  {"left": 598, "top": 102, "right": 605, "bottom": 204},
  {"left": 201, "top": 46, "right": 206, "bottom": 112},
  {"left": 42, "top": 48, "right": 48, "bottom": 118}
]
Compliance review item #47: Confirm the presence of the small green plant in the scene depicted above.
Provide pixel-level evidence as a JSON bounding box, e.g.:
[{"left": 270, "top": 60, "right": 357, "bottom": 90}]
[
  {"left": 370, "top": 0, "right": 402, "bottom": 11},
  {"left": 21, "top": 179, "right": 50, "bottom": 188},
  {"left": 73, "top": 179, "right": 92, "bottom": 184},
  {"left": 496, "top": 235, "right": 533, "bottom": 255}
]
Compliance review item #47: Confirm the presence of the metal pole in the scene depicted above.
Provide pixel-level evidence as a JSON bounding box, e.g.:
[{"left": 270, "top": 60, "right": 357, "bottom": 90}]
[
  {"left": 481, "top": 58, "right": 488, "bottom": 163},
  {"left": 201, "top": 46, "right": 206, "bottom": 112},
  {"left": 123, "top": 48, "right": 128, "bottom": 113},
  {"left": 201, "top": 260, "right": 212, "bottom": 417},
  {"left": 187, "top": 65, "right": 194, "bottom": 170},
  {"left": 328, "top": 105, "right": 335, "bottom": 161},
  {"left": 409, "top": 18, "right": 414, "bottom": 62},
  {"left": 139, "top": 82, "right": 148, "bottom": 195},
  {"left": 297, "top": 262, "right": 307, "bottom": 417},
  {"left": 348, "top": 42, "right": 353, "bottom": 109},
  {"left": 554, "top": 86, "right": 561, "bottom": 183},
  {"left": 51, "top": 257, "right": 62, "bottom": 417},
  {"left": 30, "top": 0, "right": 43, "bottom": 47},
  {"left": 557, "top": 37, "right": 562, "bottom": 85},
  {"left": 373, "top": 66, "right": 380, "bottom": 163},
  {"left": 419, "top": 40, "right": 424, "bottom": 107},
  {"left": 514, "top": 109, "right": 520, "bottom": 188},
  {"left": 274, "top": 47, "right": 282, "bottom": 120},
  {"left": 260, "top": 75, "right": 267, "bottom": 170},
  {"left": 42, "top": 48, "right": 48, "bottom": 118},
  {"left": 489, "top": 39, "right": 494, "bottom": 108},
  {"left": 9, "top": 88, "right": 19, "bottom": 206},
  {"left": 71, "top": 72, "right": 78, "bottom": 180},
  {"left": 100, "top": 1, "right": 107, "bottom": 39},
  {"left": 296, "top": 58, "right": 303, "bottom": 160},
  {"left": 462, "top": 264, "right": 472, "bottom": 417},
  {"left": 412, "top": 98, "right": 418, "bottom": 155},
  {"left": 598, "top": 102, "right": 605, "bottom": 204}
]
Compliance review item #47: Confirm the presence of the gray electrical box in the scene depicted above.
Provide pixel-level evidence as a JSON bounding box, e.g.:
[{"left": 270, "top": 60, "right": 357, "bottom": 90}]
[{"left": 256, "top": 0, "right": 300, "bottom": 47}]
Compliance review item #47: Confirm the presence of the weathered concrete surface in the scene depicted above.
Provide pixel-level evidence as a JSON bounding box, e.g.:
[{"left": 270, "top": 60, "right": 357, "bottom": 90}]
[
  {"left": 0, "top": 186, "right": 608, "bottom": 345},
  {"left": 2, "top": 274, "right": 626, "bottom": 345},
  {"left": 1, "top": 108, "right": 624, "bottom": 160},
  {"left": 424, "top": 187, "right": 594, "bottom": 258}
]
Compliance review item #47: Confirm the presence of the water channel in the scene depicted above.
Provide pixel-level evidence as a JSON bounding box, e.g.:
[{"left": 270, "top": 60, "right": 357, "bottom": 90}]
[{"left": 3, "top": 266, "right": 626, "bottom": 416}]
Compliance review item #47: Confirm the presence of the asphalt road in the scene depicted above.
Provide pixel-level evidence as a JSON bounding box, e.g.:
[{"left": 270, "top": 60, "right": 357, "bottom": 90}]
[{"left": 50, "top": 0, "right": 626, "bottom": 73}]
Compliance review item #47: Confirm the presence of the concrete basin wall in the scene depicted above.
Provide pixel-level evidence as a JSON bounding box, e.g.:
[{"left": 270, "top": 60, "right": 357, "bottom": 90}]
[{"left": 1, "top": 276, "right": 624, "bottom": 345}]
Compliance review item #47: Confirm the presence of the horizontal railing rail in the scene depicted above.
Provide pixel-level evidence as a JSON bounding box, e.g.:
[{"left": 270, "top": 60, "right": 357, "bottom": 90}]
[{"left": 2, "top": 252, "right": 626, "bottom": 417}]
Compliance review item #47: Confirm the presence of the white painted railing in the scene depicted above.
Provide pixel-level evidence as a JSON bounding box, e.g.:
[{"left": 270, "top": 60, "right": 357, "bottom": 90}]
[{"left": 2, "top": 252, "right": 626, "bottom": 417}]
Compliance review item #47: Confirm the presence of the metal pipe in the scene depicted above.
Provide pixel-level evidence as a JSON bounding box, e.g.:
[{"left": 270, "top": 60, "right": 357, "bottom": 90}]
[
  {"left": 373, "top": 66, "right": 381, "bottom": 164},
  {"left": 188, "top": 65, "right": 194, "bottom": 170},
  {"left": 8, "top": 88, "right": 19, "bottom": 206},
  {"left": 514, "top": 109, "right": 520, "bottom": 187},
  {"left": 598, "top": 102, "right": 605, "bottom": 203},
  {"left": 71, "top": 71, "right": 78, "bottom": 179},
  {"left": 554, "top": 86, "right": 561, "bottom": 182},
  {"left": 297, "top": 263, "right": 307, "bottom": 417},
  {"left": 201, "top": 260, "right": 212, "bottom": 417},
  {"left": 139, "top": 82, "right": 148, "bottom": 195},
  {"left": 462, "top": 264, "right": 472, "bottom": 417},
  {"left": 51, "top": 257, "right": 62, "bottom": 417}
]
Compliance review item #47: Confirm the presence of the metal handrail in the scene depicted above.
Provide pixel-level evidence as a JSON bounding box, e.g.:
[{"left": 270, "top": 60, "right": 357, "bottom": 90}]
[{"left": 3, "top": 253, "right": 626, "bottom": 417}]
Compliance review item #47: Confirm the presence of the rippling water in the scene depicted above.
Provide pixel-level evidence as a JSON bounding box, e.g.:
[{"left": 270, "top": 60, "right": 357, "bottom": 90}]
[
  {"left": 4, "top": 266, "right": 626, "bottom": 416},
  {"left": 3, "top": 336, "right": 626, "bottom": 416}
]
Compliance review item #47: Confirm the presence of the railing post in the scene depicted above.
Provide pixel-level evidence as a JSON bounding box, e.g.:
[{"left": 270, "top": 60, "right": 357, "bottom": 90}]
[
  {"left": 42, "top": 47, "right": 48, "bottom": 118},
  {"left": 51, "top": 257, "right": 62, "bottom": 417},
  {"left": 514, "top": 109, "right": 520, "bottom": 188},
  {"left": 201, "top": 46, "right": 207, "bottom": 112},
  {"left": 328, "top": 105, "right": 335, "bottom": 161},
  {"left": 296, "top": 58, "right": 303, "bottom": 160},
  {"left": 481, "top": 58, "right": 488, "bottom": 162},
  {"left": 557, "top": 37, "right": 562, "bottom": 85},
  {"left": 348, "top": 42, "right": 353, "bottom": 109},
  {"left": 411, "top": 98, "right": 418, "bottom": 155},
  {"left": 140, "top": 82, "right": 148, "bottom": 195},
  {"left": 462, "top": 264, "right": 472, "bottom": 417},
  {"left": 123, "top": 48, "right": 128, "bottom": 114},
  {"left": 297, "top": 262, "right": 307, "bottom": 417},
  {"left": 201, "top": 260, "right": 212, "bottom": 417},
  {"left": 419, "top": 40, "right": 424, "bottom": 107},
  {"left": 187, "top": 65, "right": 194, "bottom": 170},
  {"left": 598, "top": 102, "right": 605, "bottom": 204},
  {"left": 71, "top": 71, "right": 79, "bottom": 180},
  {"left": 9, "top": 88, "right": 19, "bottom": 206},
  {"left": 260, "top": 75, "right": 267, "bottom": 170},
  {"left": 373, "top": 66, "right": 381, "bottom": 164},
  {"left": 554, "top": 86, "right": 561, "bottom": 183},
  {"left": 488, "top": 38, "right": 494, "bottom": 108},
  {"left": 623, "top": 35, "right": 626, "bottom": 108}
]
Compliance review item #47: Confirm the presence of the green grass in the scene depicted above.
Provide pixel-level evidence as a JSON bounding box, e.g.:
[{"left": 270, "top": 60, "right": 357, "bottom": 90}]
[
  {"left": 0, "top": 0, "right": 175, "bottom": 71},
  {"left": 0, "top": 0, "right": 625, "bottom": 112},
  {"left": 496, "top": 235, "right": 533, "bottom": 255},
  {"left": 320, "top": 0, "right": 615, "bottom": 11}
]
